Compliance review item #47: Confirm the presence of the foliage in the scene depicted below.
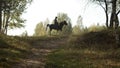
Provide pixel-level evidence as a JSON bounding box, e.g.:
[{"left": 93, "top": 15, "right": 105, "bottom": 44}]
[
  {"left": 62, "top": 22, "right": 72, "bottom": 35},
  {"left": 51, "top": 13, "right": 72, "bottom": 35},
  {"left": 21, "top": 31, "right": 28, "bottom": 37},
  {"left": 34, "top": 22, "right": 46, "bottom": 36},
  {"left": 0, "top": 0, "right": 32, "bottom": 34},
  {"left": 72, "top": 25, "right": 82, "bottom": 35},
  {"left": 34, "top": 19, "right": 50, "bottom": 36},
  {"left": 72, "top": 15, "right": 84, "bottom": 35},
  {"left": 88, "top": 24, "right": 106, "bottom": 32}
]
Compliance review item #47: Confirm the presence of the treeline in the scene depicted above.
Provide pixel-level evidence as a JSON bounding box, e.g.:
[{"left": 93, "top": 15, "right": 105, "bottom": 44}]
[
  {"left": 33, "top": 13, "right": 72, "bottom": 36},
  {"left": 33, "top": 13, "right": 105, "bottom": 36}
]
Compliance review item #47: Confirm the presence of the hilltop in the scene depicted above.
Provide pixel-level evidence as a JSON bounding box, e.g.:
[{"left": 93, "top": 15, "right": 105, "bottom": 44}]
[
  {"left": 45, "top": 30, "right": 120, "bottom": 68},
  {"left": 0, "top": 29, "right": 120, "bottom": 68}
]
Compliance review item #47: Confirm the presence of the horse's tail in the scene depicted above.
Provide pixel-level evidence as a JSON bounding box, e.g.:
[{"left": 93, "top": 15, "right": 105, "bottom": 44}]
[{"left": 46, "top": 24, "right": 49, "bottom": 31}]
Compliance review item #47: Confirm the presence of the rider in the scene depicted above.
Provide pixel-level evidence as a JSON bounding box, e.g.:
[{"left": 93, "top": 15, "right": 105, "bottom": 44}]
[{"left": 54, "top": 17, "right": 58, "bottom": 25}]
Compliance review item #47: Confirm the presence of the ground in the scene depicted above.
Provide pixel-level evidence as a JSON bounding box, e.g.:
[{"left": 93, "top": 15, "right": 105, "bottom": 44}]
[
  {"left": 12, "top": 36, "right": 68, "bottom": 68},
  {"left": 0, "top": 30, "right": 120, "bottom": 68}
]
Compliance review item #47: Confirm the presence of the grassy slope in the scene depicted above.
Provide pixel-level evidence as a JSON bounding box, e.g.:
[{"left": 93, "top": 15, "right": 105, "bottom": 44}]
[
  {"left": 0, "top": 34, "right": 30, "bottom": 68},
  {"left": 0, "top": 35, "right": 68, "bottom": 68},
  {"left": 0, "top": 30, "right": 120, "bottom": 68},
  {"left": 45, "top": 30, "right": 120, "bottom": 68}
]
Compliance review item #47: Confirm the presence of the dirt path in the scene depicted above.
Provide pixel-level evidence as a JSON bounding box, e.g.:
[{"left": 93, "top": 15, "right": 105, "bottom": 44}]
[{"left": 13, "top": 36, "right": 68, "bottom": 68}]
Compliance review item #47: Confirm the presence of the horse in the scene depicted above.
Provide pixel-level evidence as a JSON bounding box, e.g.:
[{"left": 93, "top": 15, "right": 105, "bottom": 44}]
[{"left": 46, "top": 21, "right": 67, "bottom": 35}]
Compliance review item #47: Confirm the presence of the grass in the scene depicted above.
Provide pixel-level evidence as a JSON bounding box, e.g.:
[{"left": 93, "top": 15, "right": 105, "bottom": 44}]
[
  {"left": 0, "top": 35, "right": 68, "bottom": 67},
  {"left": 45, "top": 49, "right": 120, "bottom": 68},
  {"left": 0, "top": 34, "right": 30, "bottom": 68},
  {"left": 0, "top": 29, "right": 120, "bottom": 68},
  {"left": 45, "top": 30, "right": 120, "bottom": 68}
]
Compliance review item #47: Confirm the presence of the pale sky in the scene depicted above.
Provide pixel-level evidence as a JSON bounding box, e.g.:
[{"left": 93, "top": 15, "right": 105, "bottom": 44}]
[{"left": 8, "top": 0, "right": 105, "bottom": 36}]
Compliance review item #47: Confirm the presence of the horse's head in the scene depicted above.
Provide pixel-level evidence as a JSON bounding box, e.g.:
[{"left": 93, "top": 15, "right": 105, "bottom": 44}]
[
  {"left": 59, "top": 21, "right": 68, "bottom": 29},
  {"left": 63, "top": 21, "right": 67, "bottom": 25},
  {"left": 46, "top": 24, "right": 50, "bottom": 31},
  {"left": 47, "top": 24, "right": 49, "bottom": 27}
]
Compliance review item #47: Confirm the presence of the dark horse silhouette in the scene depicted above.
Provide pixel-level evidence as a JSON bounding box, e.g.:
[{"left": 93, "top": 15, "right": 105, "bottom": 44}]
[{"left": 46, "top": 21, "right": 67, "bottom": 34}]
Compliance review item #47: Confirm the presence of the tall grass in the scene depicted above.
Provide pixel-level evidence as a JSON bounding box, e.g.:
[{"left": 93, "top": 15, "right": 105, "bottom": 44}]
[
  {"left": 0, "top": 34, "right": 30, "bottom": 68},
  {"left": 45, "top": 29, "right": 120, "bottom": 68}
]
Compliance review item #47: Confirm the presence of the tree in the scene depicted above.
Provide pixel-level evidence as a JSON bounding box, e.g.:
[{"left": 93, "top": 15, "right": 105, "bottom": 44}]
[
  {"left": 34, "top": 18, "right": 50, "bottom": 36},
  {"left": 72, "top": 15, "right": 84, "bottom": 35},
  {"left": 56, "top": 13, "right": 72, "bottom": 35},
  {"left": 92, "top": 0, "right": 110, "bottom": 27},
  {"left": 0, "top": 0, "right": 32, "bottom": 34},
  {"left": 21, "top": 30, "right": 28, "bottom": 37},
  {"left": 44, "top": 18, "right": 50, "bottom": 27},
  {"left": 34, "top": 22, "right": 46, "bottom": 36},
  {"left": 92, "top": 0, "right": 120, "bottom": 28},
  {"left": 62, "top": 21, "right": 72, "bottom": 35},
  {"left": 109, "top": 0, "right": 119, "bottom": 28},
  {"left": 99, "top": 0, "right": 109, "bottom": 27},
  {"left": 77, "top": 15, "right": 84, "bottom": 29},
  {"left": 72, "top": 26, "right": 81, "bottom": 35}
]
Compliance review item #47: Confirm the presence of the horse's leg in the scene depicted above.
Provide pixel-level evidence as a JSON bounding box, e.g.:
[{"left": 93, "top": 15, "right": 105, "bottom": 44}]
[
  {"left": 46, "top": 24, "right": 49, "bottom": 31},
  {"left": 46, "top": 26, "right": 47, "bottom": 31},
  {"left": 57, "top": 30, "right": 59, "bottom": 35},
  {"left": 50, "top": 29, "right": 52, "bottom": 36},
  {"left": 50, "top": 31, "right": 51, "bottom": 36}
]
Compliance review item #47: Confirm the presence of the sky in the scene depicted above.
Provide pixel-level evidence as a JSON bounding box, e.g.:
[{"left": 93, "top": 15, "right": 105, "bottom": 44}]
[{"left": 8, "top": 0, "right": 106, "bottom": 36}]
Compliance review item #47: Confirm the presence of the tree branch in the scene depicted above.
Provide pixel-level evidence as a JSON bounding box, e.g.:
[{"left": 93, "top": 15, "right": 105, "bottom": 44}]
[
  {"left": 117, "top": 10, "right": 120, "bottom": 15},
  {"left": 98, "top": 0, "right": 106, "bottom": 12}
]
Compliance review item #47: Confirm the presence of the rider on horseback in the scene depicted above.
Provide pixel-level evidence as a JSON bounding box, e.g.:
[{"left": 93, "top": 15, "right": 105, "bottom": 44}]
[{"left": 54, "top": 17, "right": 58, "bottom": 26}]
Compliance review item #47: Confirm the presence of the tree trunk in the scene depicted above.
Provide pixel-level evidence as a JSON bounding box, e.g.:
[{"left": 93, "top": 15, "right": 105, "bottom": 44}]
[
  {"left": 106, "top": 12, "right": 109, "bottom": 27},
  {"left": 0, "top": 5, "right": 2, "bottom": 33},
  {"left": 110, "top": 0, "right": 117, "bottom": 28},
  {"left": 5, "top": 13, "right": 10, "bottom": 35},
  {"left": 104, "top": 0, "right": 109, "bottom": 27},
  {"left": 115, "top": 14, "right": 119, "bottom": 29},
  {"left": 110, "top": 13, "right": 114, "bottom": 28},
  {"left": 115, "top": 10, "right": 120, "bottom": 28}
]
